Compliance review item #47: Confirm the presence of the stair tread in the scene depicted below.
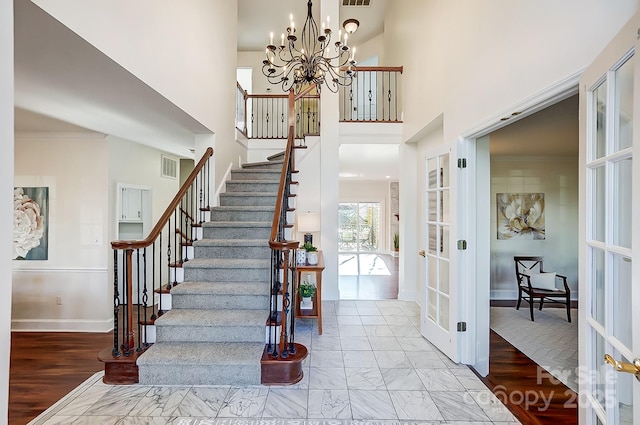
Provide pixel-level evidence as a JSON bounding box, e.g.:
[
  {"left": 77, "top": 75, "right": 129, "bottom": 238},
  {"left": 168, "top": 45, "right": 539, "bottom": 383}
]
[
  {"left": 211, "top": 206, "right": 275, "bottom": 211},
  {"left": 227, "top": 179, "right": 280, "bottom": 184},
  {"left": 156, "top": 309, "right": 267, "bottom": 327},
  {"left": 193, "top": 239, "right": 268, "bottom": 247},
  {"left": 220, "top": 192, "right": 277, "bottom": 197},
  {"left": 171, "top": 281, "right": 270, "bottom": 295},
  {"left": 138, "top": 341, "right": 265, "bottom": 365},
  {"left": 183, "top": 258, "right": 270, "bottom": 268},
  {"left": 232, "top": 169, "right": 281, "bottom": 174},
  {"left": 202, "top": 221, "right": 272, "bottom": 227}
]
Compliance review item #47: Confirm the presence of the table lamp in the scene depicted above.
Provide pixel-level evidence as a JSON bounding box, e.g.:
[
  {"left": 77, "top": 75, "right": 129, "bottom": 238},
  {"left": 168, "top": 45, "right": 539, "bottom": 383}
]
[{"left": 297, "top": 212, "right": 320, "bottom": 245}]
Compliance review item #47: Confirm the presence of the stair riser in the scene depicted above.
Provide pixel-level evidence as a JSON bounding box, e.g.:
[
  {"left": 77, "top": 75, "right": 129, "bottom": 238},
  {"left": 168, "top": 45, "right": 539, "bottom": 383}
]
[
  {"left": 226, "top": 181, "right": 280, "bottom": 193},
  {"left": 156, "top": 325, "right": 264, "bottom": 343},
  {"left": 202, "top": 226, "right": 271, "bottom": 240},
  {"left": 219, "top": 194, "right": 277, "bottom": 207},
  {"left": 172, "top": 294, "right": 270, "bottom": 310},
  {"left": 210, "top": 209, "right": 274, "bottom": 222},
  {"left": 184, "top": 266, "right": 270, "bottom": 282},
  {"left": 139, "top": 364, "right": 260, "bottom": 386},
  {"left": 194, "top": 245, "right": 271, "bottom": 259},
  {"left": 231, "top": 171, "right": 281, "bottom": 181}
]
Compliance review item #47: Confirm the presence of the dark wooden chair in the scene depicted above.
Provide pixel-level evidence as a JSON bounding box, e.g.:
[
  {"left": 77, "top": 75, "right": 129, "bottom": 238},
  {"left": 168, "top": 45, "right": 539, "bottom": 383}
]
[{"left": 514, "top": 256, "right": 571, "bottom": 322}]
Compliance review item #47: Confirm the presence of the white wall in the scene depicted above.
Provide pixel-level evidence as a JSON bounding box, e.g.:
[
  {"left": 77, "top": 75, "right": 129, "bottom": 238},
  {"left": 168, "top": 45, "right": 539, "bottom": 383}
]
[
  {"left": 1, "top": 0, "right": 13, "bottom": 416},
  {"left": 11, "top": 134, "right": 181, "bottom": 332},
  {"left": 385, "top": 0, "right": 638, "bottom": 145},
  {"left": 31, "top": 0, "right": 242, "bottom": 187},
  {"left": 108, "top": 136, "right": 182, "bottom": 240},
  {"left": 13, "top": 134, "right": 111, "bottom": 331},
  {"left": 490, "top": 157, "right": 579, "bottom": 299}
]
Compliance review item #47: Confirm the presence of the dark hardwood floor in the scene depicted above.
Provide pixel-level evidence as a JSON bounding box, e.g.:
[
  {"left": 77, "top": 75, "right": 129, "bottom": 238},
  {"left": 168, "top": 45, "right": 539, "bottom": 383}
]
[
  {"left": 475, "top": 330, "right": 578, "bottom": 425},
  {"left": 9, "top": 332, "right": 112, "bottom": 425}
]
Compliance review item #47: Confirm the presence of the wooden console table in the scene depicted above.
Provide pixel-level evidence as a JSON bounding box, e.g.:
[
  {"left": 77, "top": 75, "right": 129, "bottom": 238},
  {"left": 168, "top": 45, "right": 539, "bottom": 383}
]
[{"left": 295, "top": 250, "right": 325, "bottom": 335}]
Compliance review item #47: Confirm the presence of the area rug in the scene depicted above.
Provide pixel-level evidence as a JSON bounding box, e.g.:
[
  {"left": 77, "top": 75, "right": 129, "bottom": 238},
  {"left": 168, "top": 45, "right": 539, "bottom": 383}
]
[{"left": 491, "top": 306, "right": 578, "bottom": 392}]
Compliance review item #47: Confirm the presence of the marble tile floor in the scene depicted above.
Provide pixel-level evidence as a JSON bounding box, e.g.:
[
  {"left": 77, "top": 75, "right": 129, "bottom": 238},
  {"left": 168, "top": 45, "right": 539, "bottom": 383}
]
[{"left": 31, "top": 300, "right": 520, "bottom": 425}]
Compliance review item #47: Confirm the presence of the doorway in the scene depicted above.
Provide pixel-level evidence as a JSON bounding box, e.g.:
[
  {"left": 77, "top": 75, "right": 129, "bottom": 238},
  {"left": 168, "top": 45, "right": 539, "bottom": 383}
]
[
  {"left": 486, "top": 95, "right": 580, "bottom": 391},
  {"left": 338, "top": 143, "right": 400, "bottom": 300}
]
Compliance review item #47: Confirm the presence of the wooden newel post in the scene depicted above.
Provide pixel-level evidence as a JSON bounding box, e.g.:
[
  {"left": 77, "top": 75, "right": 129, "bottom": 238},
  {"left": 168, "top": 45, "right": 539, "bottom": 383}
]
[{"left": 124, "top": 248, "right": 135, "bottom": 350}]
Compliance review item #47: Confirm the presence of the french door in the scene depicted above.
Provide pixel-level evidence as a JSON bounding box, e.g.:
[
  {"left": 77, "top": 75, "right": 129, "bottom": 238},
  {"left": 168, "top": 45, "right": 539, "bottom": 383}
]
[
  {"left": 421, "top": 146, "right": 457, "bottom": 359},
  {"left": 580, "top": 12, "right": 640, "bottom": 425},
  {"left": 338, "top": 202, "right": 381, "bottom": 253}
]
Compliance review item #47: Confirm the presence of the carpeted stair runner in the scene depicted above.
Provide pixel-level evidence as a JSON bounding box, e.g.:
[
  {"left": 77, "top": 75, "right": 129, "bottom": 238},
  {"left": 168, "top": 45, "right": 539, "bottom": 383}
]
[{"left": 137, "top": 158, "right": 283, "bottom": 385}]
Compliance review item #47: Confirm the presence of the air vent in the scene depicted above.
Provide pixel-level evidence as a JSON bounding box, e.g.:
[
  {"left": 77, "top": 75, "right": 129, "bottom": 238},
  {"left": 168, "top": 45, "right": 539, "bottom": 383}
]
[
  {"left": 342, "top": 0, "right": 370, "bottom": 6},
  {"left": 161, "top": 154, "right": 178, "bottom": 179}
]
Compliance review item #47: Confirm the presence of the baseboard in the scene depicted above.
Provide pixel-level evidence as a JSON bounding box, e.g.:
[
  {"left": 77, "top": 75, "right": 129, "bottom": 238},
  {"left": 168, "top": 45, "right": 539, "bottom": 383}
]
[{"left": 12, "top": 318, "right": 113, "bottom": 333}]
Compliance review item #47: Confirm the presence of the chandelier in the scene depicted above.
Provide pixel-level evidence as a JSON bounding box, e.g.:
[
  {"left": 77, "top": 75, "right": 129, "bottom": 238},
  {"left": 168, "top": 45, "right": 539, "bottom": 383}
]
[{"left": 262, "top": 0, "right": 357, "bottom": 93}]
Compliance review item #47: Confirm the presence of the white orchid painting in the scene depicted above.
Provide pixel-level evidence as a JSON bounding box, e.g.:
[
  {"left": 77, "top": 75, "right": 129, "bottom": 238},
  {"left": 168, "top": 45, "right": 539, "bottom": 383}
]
[
  {"left": 496, "top": 193, "right": 545, "bottom": 240},
  {"left": 13, "top": 187, "right": 49, "bottom": 260}
]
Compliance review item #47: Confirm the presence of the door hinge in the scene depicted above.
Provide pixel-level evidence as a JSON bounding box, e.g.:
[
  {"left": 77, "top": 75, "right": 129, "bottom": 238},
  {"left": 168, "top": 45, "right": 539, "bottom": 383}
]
[
  {"left": 457, "top": 322, "right": 467, "bottom": 332},
  {"left": 457, "top": 240, "right": 467, "bottom": 250},
  {"left": 457, "top": 158, "right": 467, "bottom": 168}
]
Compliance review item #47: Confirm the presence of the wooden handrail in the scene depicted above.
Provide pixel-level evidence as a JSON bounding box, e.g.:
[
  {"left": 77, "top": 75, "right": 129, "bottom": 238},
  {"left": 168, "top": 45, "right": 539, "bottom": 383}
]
[
  {"left": 246, "top": 93, "right": 320, "bottom": 100},
  {"left": 340, "top": 65, "right": 404, "bottom": 73},
  {"left": 112, "top": 147, "right": 214, "bottom": 250},
  {"left": 236, "top": 81, "right": 248, "bottom": 98}
]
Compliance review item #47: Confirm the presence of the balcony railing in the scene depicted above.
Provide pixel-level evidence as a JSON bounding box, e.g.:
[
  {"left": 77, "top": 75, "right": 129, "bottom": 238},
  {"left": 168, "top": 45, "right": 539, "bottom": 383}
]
[
  {"left": 339, "top": 66, "right": 403, "bottom": 122},
  {"left": 235, "top": 66, "right": 403, "bottom": 139},
  {"left": 236, "top": 84, "right": 320, "bottom": 139}
]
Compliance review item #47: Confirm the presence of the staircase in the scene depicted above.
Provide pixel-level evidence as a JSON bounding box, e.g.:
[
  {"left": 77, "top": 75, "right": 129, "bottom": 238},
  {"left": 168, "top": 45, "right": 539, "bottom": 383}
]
[{"left": 137, "top": 156, "right": 289, "bottom": 386}]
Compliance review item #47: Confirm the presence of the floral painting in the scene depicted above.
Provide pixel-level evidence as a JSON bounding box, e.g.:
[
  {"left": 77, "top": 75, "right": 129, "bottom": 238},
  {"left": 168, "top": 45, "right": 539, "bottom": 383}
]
[
  {"left": 13, "top": 187, "right": 49, "bottom": 260},
  {"left": 496, "top": 193, "right": 545, "bottom": 240}
]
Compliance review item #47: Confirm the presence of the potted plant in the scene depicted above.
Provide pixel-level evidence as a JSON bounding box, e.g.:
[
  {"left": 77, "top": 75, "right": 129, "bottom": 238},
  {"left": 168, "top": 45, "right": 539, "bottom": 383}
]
[
  {"left": 298, "top": 281, "right": 316, "bottom": 308},
  {"left": 303, "top": 242, "right": 318, "bottom": 265},
  {"left": 393, "top": 233, "right": 399, "bottom": 252}
]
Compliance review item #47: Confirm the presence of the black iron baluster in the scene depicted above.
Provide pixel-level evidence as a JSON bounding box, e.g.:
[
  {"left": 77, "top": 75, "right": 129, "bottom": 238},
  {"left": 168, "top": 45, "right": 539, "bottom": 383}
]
[
  {"left": 173, "top": 208, "right": 179, "bottom": 286},
  {"left": 349, "top": 87, "right": 354, "bottom": 121},
  {"left": 112, "top": 250, "right": 121, "bottom": 357},
  {"left": 395, "top": 71, "right": 398, "bottom": 121},
  {"left": 167, "top": 217, "right": 172, "bottom": 290},
  {"left": 251, "top": 98, "right": 255, "bottom": 138},
  {"left": 289, "top": 253, "right": 297, "bottom": 354},
  {"left": 206, "top": 157, "right": 210, "bottom": 211},
  {"left": 152, "top": 241, "right": 158, "bottom": 321},
  {"left": 368, "top": 71, "right": 373, "bottom": 121}
]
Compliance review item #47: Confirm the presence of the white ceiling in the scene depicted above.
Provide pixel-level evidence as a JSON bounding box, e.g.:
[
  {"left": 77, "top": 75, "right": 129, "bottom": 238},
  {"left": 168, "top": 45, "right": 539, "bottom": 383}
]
[
  {"left": 489, "top": 95, "right": 578, "bottom": 157},
  {"left": 339, "top": 144, "right": 399, "bottom": 181},
  {"left": 237, "top": 0, "right": 388, "bottom": 52}
]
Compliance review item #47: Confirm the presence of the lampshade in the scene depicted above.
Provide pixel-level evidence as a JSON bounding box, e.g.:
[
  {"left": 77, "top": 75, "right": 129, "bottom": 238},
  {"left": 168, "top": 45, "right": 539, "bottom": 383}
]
[{"left": 297, "top": 212, "right": 320, "bottom": 233}]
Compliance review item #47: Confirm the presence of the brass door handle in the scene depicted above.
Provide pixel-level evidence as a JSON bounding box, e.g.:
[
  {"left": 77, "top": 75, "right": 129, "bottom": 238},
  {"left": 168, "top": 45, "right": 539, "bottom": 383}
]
[
  {"left": 418, "top": 250, "right": 426, "bottom": 257},
  {"left": 604, "top": 354, "right": 640, "bottom": 381}
]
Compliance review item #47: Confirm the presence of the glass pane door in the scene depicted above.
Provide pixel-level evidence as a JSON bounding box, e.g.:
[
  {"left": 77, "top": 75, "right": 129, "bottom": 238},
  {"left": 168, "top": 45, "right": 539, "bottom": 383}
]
[
  {"left": 581, "top": 20, "right": 639, "bottom": 424},
  {"left": 421, "top": 148, "right": 455, "bottom": 356},
  {"left": 338, "top": 202, "right": 380, "bottom": 252}
]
